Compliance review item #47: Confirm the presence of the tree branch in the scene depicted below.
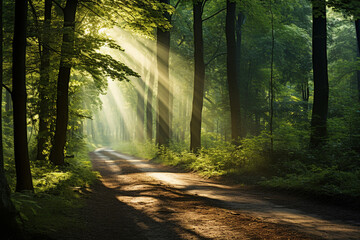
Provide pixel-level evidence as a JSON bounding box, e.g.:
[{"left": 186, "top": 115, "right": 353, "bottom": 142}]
[
  {"left": 2, "top": 84, "right": 12, "bottom": 95},
  {"left": 28, "top": 0, "right": 42, "bottom": 58},
  {"left": 174, "top": 0, "right": 181, "bottom": 9},
  {"left": 202, "top": 8, "right": 226, "bottom": 22},
  {"left": 205, "top": 52, "right": 227, "bottom": 66},
  {"left": 51, "top": 0, "right": 64, "bottom": 11},
  {"left": 201, "top": 0, "right": 209, "bottom": 14},
  {"left": 79, "top": 2, "right": 105, "bottom": 21},
  {"left": 204, "top": 96, "right": 214, "bottom": 105},
  {"left": 177, "top": 35, "right": 185, "bottom": 46}
]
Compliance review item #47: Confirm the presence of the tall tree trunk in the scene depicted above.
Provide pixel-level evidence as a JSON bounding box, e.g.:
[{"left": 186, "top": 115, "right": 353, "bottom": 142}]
[
  {"left": 0, "top": 169, "right": 18, "bottom": 239},
  {"left": 156, "top": 0, "right": 171, "bottom": 147},
  {"left": 136, "top": 77, "right": 145, "bottom": 141},
  {"left": 37, "top": 0, "right": 52, "bottom": 160},
  {"left": 0, "top": 0, "right": 4, "bottom": 171},
  {"left": 355, "top": 19, "right": 360, "bottom": 102},
  {"left": 190, "top": 0, "right": 205, "bottom": 152},
  {"left": 49, "top": 0, "right": 78, "bottom": 165},
  {"left": 269, "top": 0, "right": 275, "bottom": 154},
  {"left": 310, "top": 0, "right": 329, "bottom": 149},
  {"left": 236, "top": 12, "right": 246, "bottom": 138},
  {"left": 226, "top": 0, "right": 241, "bottom": 143},
  {"left": 146, "top": 57, "right": 155, "bottom": 140},
  {"left": 12, "top": 0, "right": 34, "bottom": 191},
  {"left": 0, "top": 2, "right": 18, "bottom": 236}
]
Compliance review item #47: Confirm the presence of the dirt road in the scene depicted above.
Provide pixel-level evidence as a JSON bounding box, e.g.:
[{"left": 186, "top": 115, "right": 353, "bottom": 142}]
[{"left": 57, "top": 149, "right": 360, "bottom": 239}]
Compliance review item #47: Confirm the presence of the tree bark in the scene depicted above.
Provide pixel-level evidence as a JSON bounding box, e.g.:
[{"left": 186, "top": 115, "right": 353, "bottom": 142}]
[
  {"left": 146, "top": 57, "right": 155, "bottom": 140},
  {"left": 49, "top": 0, "right": 78, "bottom": 165},
  {"left": 136, "top": 77, "right": 145, "bottom": 141},
  {"left": 0, "top": 0, "right": 4, "bottom": 171},
  {"left": 226, "top": 0, "right": 242, "bottom": 143},
  {"left": 310, "top": 0, "right": 329, "bottom": 149},
  {"left": 37, "top": 0, "right": 52, "bottom": 160},
  {"left": 190, "top": 0, "right": 205, "bottom": 152},
  {"left": 0, "top": 169, "right": 18, "bottom": 239},
  {"left": 355, "top": 19, "right": 360, "bottom": 102},
  {"left": 236, "top": 11, "right": 246, "bottom": 138},
  {"left": 269, "top": 0, "right": 275, "bottom": 154},
  {"left": 0, "top": 3, "right": 18, "bottom": 236},
  {"left": 156, "top": 0, "right": 171, "bottom": 147},
  {"left": 12, "top": 0, "right": 34, "bottom": 191}
]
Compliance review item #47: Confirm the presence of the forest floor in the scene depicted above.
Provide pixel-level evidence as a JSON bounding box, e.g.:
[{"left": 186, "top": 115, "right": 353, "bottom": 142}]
[{"left": 52, "top": 149, "right": 360, "bottom": 240}]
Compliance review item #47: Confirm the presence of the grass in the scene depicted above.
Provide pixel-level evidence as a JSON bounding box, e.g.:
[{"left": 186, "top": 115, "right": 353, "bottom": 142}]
[
  {"left": 114, "top": 135, "right": 360, "bottom": 201},
  {"left": 5, "top": 150, "right": 99, "bottom": 237}
]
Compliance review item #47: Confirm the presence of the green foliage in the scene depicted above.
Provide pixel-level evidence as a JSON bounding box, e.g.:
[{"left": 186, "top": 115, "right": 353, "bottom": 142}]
[
  {"left": 115, "top": 141, "right": 159, "bottom": 160},
  {"left": 261, "top": 167, "right": 360, "bottom": 198},
  {"left": 5, "top": 150, "right": 99, "bottom": 235}
]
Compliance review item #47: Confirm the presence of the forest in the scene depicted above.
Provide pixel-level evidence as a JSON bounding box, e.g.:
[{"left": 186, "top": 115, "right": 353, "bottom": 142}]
[{"left": 1, "top": 0, "right": 360, "bottom": 238}]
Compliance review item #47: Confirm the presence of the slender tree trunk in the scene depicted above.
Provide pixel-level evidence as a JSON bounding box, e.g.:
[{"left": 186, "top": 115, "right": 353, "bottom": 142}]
[
  {"left": 136, "top": 77, "right": 145, "bottom": 141},
  {"left": 226, "top": 0, "right": 241, "bottom": 143},
  {"left": 169, "top": 79, "right": 173, "bottom": 140},
  {"left": 49, "top": 0, "right": 78, "bottom": 165},
  {"left": 0, "top": 169, "right": 18, "bottom": 238},
  {"left": 156, "top": 0, "right": 171, "bottom": 147},
  {"left": 12, "top": 0, "right": 33, "bottom": 191},
  {"left": 5, "top": 90, "right": 11, "bottom": 112},
  {"left": 37, "top": 0, "right": 52, "bottom": 160},
  {"left": 0, "top": 2, "right": 18, "bottom": 235},
  {"left": 0, "top": 0, "right": 3, "bottom": 171},
  {"left": 146, "top": 57, "right": 155, "bottom": 140},
  {"left": 190, "top": 1, "right": 205, "bottom": 152},
  {"left": 310, "top": 0, "right": 329, "bottom": 149},
  {"left": 269, "top": 0, "right": 275, "bottom": 154},
  {"left": 355, "top": 19, "right": 360, "bottom": 102},
  {"left": 236, "top": 12, "right": 246, "bottom": 138}
]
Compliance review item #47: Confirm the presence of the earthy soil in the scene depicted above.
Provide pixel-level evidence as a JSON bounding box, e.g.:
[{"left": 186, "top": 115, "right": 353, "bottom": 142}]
[{"left": 53, "top": 150, "right": 360, "bottom": 240}]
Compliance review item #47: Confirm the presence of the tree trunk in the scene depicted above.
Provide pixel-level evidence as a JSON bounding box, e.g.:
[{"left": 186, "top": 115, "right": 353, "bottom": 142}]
[
  {"left": 355, "top": 19, "right": 360, "bottom": 102},
  {"left": 0, "top": 3, "right": 18, "bottom": 236},
  {"left": 0, "top": 169, "right": 18, "bottom": 239},
  {"left": 269, "top": 0, "right": 275, "bottom": 154},
  {"left": 12, "top": 0, "right": 34, "bottom": 191},
  {"left": 310, "top": 0, "right": 329, "bottom": 149},
  {"left": 136, "top": 77, "right": 145, "bottom": 141},
  {"left": 0, "top": 0, "right": 4, "bottom": 171},
  {"left": 226, "top": 0, "right": 241, "bottom": 143},
  {"left": 156, "top": 0, "right": 171, "bottom": 147},
  {"left": 146, "top": 58, "right": 155, "bottom": 140},
  {"left": 37, "top": 0, "right": 52, "bottom": 160},
  {"left": 236, "top": 12, "right": 246, "bottom": 138},
  {"left": 49, "top": 0, "right": 78, "bottom": 165},
  {"left": 190, "top": 1, "right": 205, "bottom": 152}
]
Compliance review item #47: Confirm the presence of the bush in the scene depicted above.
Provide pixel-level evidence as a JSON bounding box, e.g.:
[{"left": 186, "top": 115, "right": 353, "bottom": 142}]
[{"left": 6, "top": 149, "right": 99, "bottom": 235}]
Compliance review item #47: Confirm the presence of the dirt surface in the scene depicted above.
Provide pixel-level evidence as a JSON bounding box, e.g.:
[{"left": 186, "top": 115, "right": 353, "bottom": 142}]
[{"left": 55, "top": 150, "right": 360, "bottom": 239}]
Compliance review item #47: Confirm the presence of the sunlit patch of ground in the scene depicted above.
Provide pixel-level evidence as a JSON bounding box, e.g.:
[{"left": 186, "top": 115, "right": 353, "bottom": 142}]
[{"left": 50, "top": 151, "right": 324, "bottom": 240}]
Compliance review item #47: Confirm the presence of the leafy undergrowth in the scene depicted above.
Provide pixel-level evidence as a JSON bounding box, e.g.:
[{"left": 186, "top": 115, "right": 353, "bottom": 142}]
[
  {"left": 116, "top": 136, "right": 360, "bottom": 202},
  {"left": 5, "top": 150, "right": 99, "bottom": 237},
  {"left": 260, "top": 167, "right": 360, "bottom": 199}
]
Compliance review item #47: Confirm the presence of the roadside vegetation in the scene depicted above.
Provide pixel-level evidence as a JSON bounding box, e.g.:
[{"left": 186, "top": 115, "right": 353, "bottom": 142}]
[
  {"left": 115, "top": 133, "right": 360, "bottom": 202},
  {"left": 4, "top": 132, "right": 98, "bottom": 237}
]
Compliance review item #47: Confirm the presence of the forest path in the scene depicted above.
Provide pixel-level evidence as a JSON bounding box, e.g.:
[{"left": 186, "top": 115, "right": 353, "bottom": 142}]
[{"left": 58, "top": 149, "right": 360, "bottom": 239}]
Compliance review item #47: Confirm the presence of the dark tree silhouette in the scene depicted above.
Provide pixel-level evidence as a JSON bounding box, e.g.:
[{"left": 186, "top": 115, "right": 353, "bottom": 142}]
[
  {"left": 190, "top": 0, "right": 205, "bottom": 152},
  {"left": 226, "top": 0, "right": 242, "bottom": 143},
  {"left": 156, "top": 0, "right": 171, "bottom": 147},
  {"left": 310, "top": 0, "right": 329, "bottom": 148},
  {"left": 12, "top": 0, "right": 34, "bottom": 191},
  {"left": 50, "top": 0, "right": 79, "bottom": 165},
  {"left": 37, "top": 0, "right": 53, "bottom": 160}
]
